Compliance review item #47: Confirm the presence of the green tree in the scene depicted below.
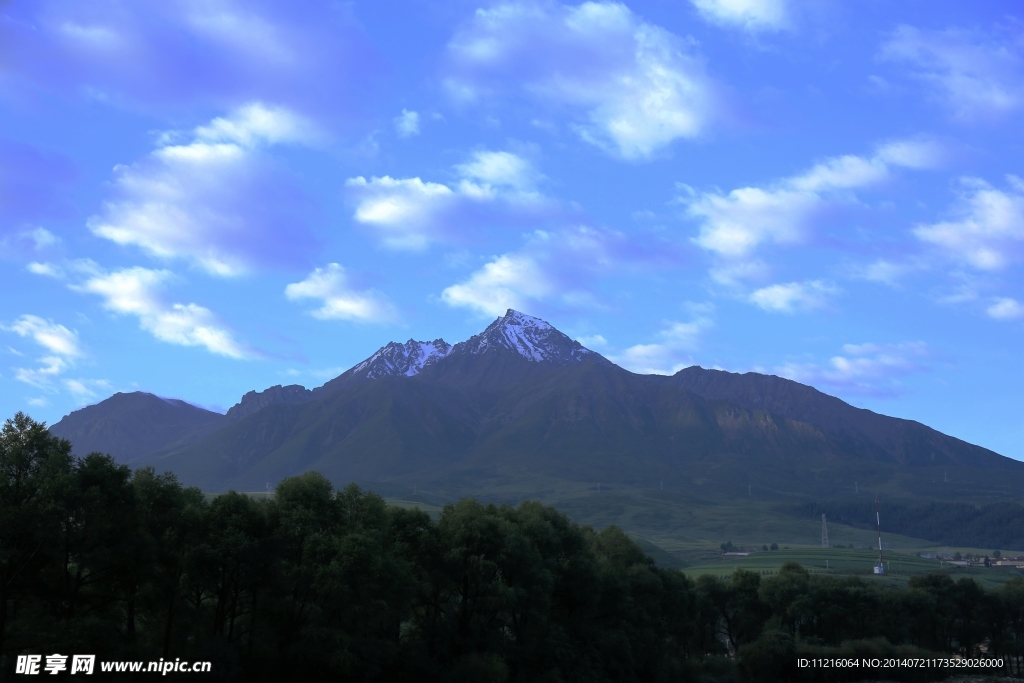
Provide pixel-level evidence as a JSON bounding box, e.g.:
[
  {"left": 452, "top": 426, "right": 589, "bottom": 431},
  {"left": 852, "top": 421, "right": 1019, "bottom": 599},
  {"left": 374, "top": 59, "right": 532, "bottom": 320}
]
[
  {"left": 0, "top": 413, "right": 74, "bottom": 657},
  {"left": 759, "top": 562, "right": 809, "bottom": 638}
]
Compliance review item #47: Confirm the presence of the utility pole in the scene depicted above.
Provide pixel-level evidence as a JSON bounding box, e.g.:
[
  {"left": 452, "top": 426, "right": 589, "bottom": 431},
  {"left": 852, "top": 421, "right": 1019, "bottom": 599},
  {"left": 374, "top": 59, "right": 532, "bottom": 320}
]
[{"left": 821, "top": 514, "right": 829, "bottom": 548}]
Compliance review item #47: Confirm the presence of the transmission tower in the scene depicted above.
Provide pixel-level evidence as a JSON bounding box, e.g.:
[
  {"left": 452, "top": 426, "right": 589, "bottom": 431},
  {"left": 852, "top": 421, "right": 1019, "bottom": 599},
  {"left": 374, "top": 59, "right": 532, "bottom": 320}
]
[
  {"left": 821, "top": 514, "right": 829, "bottom": 548},
  {"left": 873, "top": 499, "right": 886, "bottom": 574}
]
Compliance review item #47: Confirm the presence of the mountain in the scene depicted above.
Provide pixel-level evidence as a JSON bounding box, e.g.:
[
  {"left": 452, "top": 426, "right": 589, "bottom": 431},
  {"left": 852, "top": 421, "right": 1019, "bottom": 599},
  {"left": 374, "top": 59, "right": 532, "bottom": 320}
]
[
  {"left": 226, "top": 384, "right": 312, "bottom": 421},
  {"left": 669, "top": 367, "right": 1009, "bottom": 470},
  {"left": 51, "top": 310, "right": 1024, "bottom": 505},
  {"left": 419, "top": 309, "right": 611, "bottom": 392},
  {"left": 312, "top": 338, "right": 451, "bottom": 397},
  {"left": 49, "top": 392, "right": 225, "bottom": 462}
]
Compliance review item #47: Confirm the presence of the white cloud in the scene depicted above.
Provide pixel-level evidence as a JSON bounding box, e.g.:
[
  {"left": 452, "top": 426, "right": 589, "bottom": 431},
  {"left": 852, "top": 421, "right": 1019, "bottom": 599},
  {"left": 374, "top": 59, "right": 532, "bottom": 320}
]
[
  {"left": 3, "top": 1, "right": 377, "bottom": 120},
  {"left": 64, "top": 378, "right": 113, "bottom": 402},
  {"left": 441, "top": 225, "right": 649, "bottom": 316},
  {"left": 24, "top": 227, "right": 60, "bottom": 249},
  {"left": 192, "top": 102, "right": 320, "bottom": 147},
  {"left": 880, "top": 25, "right": 1024, "bottom": 121},
  {"left": 685, "top": 139, "right": 943, "bottom": 261},
  {"left": 851, "top": 259, "right": 915, "bottom": 286},
  {"left": 75, "top": 267, "right": 251, "bottom": 358},
  {"left": 2, "top": 314, "right": 81, "bottom": 389},
  {"left": 445, "top": 1, "right": 720, "bottom": 159},
  {"left": 442, "top": 252, "right": 556, "bottom": 316},
  {"left": 987, "top": 297, "right": 1024, "bottom": 320},
  {"left": 394, "top": 109, "right": 420, "bottom": 137},
  {"left": 88, "top": 102, "right": 317, "bottom": 276},
  {"left": 346, "top": 150, "right": 557, "bottom": 250},
  {"left": 7, "top": 315, "right": 81, "bottom": 358},
  {"left": 777, "top": 341, "right": 929, "bottom": 396},
  {"left": 690, "top": 0, "right": 789, "bottom": 32},
  {"left": 749, "top": 280, "right": 837, "bottom": 313},
  {"left": 611, "top": 317, "right": 713, "bottom": 374},
  {"left": 455, "top": 150, "right": 539, "bottom": 189},
  {"left": 285, "top": 264, "right": 399, "bottom": 324},
  {"left": 26, "top": 262, "right": 65, "bottom": 278},
  {"left": 0, "top": 227, "right": 63, "bottom": 257},
  {"left": 576, "top": 333, "right": 608, "bottom": 348},
  {"left": 913, "top": 176, "right": 1024, "bottom": 271}
]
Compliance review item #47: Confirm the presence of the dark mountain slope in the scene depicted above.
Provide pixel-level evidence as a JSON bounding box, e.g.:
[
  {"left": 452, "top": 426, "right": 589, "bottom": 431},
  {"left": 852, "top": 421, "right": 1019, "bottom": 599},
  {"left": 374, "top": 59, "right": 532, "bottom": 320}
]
[
  {"left": 49, "top": 392, "right": 225, "bottom": 462},
  {"left": 226, "top": 384, "right": 312, "bottom": 421},
  {"left": 451, "top": 359, "right": 838, "bottom": 488},
  {"left": 54, "top": 311, "right": 1024, "bottom": 501},
  {"left": 671, "top": 367, "right": 1008, "bottom": 469},
  {"left": 144, "top": 377, "right": 482, "bottom": 491}
]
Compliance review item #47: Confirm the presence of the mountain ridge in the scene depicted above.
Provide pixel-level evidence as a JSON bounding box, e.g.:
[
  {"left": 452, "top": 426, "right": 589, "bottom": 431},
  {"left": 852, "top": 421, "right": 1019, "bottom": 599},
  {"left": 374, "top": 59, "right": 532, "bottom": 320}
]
[{"left": 48, "top": 310, "right": 1024, "bottom": 502}]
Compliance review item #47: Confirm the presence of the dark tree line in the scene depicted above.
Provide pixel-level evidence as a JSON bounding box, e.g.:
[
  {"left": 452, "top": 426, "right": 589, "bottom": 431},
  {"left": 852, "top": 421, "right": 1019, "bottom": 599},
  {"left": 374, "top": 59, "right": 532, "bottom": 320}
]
[
  {"left": 1, "top": 413, "right": 1022, "bottom": 682},
  {"left": 785, "top": 501, "right": 1024, "bottom": 551}
]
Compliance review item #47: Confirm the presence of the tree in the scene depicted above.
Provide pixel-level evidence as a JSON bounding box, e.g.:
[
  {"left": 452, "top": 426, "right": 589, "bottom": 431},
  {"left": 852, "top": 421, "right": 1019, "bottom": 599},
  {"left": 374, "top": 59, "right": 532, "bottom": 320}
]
[
  {"left": 0, "top": 413, "right": 74, "bottom": 657},
  {"left": 759, "top": 562, "right": 809, "bottom": 638}
]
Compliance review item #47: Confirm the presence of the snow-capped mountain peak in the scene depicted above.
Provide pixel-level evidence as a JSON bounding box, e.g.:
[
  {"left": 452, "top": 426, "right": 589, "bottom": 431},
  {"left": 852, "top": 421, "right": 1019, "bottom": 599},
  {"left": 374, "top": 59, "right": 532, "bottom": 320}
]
[
  {"left": 453, "top": 309, "right": 599, "bottom": 364},
  {"left": 351, "top": 338, "right": 452, "bottom": 379}
]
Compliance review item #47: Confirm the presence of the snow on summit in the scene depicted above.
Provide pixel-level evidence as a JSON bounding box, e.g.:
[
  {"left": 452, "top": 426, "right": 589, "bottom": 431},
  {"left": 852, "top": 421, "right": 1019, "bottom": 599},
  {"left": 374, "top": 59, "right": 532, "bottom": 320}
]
[
  {"left": 351, "top": 339, "right": 452, "bottom": 378},
  {"left": 454, "top": 309, "right": 598, "bottom": 364},
  {"left": 345, "top": 310, "right": 602, "bottom": 381}
]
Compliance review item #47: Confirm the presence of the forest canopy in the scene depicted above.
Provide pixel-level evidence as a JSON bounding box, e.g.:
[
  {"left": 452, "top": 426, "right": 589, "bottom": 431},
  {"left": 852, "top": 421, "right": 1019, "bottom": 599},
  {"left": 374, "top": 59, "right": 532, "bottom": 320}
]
[{"left": 1, "top": 413, "right": 1021, "bottom": 682}]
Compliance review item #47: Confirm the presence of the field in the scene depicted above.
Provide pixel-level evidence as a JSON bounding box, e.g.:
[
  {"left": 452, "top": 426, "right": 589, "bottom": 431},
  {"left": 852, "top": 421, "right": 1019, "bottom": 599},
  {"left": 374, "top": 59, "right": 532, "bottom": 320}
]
[
  {"left": 235, "top": 483, "right": 1024, "bottom": 587},
  {"left": 676, "top": 547, "right": 1024, "bottom": 588}
]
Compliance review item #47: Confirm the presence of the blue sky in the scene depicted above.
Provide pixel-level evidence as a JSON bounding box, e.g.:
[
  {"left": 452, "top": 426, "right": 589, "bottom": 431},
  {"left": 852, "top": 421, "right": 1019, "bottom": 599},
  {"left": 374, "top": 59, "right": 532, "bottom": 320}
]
[{"left": 2, "top": 0, "right": 1024, "bottom": 458}]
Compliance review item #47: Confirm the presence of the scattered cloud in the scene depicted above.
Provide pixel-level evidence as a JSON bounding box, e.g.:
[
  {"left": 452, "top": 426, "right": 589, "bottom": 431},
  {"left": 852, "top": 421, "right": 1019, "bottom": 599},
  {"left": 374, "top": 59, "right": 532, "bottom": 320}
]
[
  {"left": 749, "top": 280, "right": 838, "bottom": 313},
  {"left": 684, "top": 138, "right": 944, "bottom": 262},
  {"left": 0, "top": 1, "right": 379, "bottom": 118},
  {"left": 880, "top": 25, "right": 1024, "bottom": 121},
  {"left": 285, "top": 264, "right": 399, "bottom": 324},
  {"left": 2, "top": 314, "right": 81, "bottom": 389},
  {"left": 455, "top": 150, "right": 539, "bottom": 189},
  {"left": 444, "top": 1, "right": 721, "bottom": 159},
  {"left": 576, "top": 333, "right": 608, "bottom": 349},
  {"left": 690, "top": 0, "right": 790, "bottom": 32},
  {"left": 441, "top": 225, "right": 666, "bottom": 316},
  {"left": 64, "top": 378, "right": 113, "bottom": 402},
  {"left": 987, "top": 297, "right": 1024, "bottom": 320},
  {"left": 850, "top": 259, "right": 917, "bottom": 286},
  {"left": 73, "top": 267, "right": 252, "bottom": 358},
  {"left": 26, "top": 261, "right": 65, "bottom": 278},
  {"left": 6, "top": 315, "right": 81, "bottom": 358},
  {"left": 777, "top": 341, "right": 930, "bottom": 397},
  {"left": 346, "top": 150, "right": 562, "bottom": 250},
  {"left": 442, "top": 252, "right": 555, "bottom": 316},
  {"left": 913, "top": 176, "right": 1024, "bottom": 271},
  {"left": 394, "top": 109, "right": 420, "bottom": 137},
  {"left": 611, "top": 316, "right": 714, "bottom": 375},
  {"left": 87, "top": 103, "right": 318, "bottom": 276}
]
